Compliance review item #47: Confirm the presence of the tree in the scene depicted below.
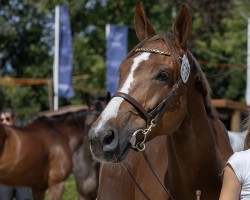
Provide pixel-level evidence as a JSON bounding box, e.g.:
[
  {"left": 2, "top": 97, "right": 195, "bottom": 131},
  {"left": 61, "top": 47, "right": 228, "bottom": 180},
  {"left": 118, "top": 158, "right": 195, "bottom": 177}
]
[
  {"left": 0, "top": 0, "right": 248, "bottom": 120},
  {"left": 0, "top": 0, "right": 53, "bottom": 120}
]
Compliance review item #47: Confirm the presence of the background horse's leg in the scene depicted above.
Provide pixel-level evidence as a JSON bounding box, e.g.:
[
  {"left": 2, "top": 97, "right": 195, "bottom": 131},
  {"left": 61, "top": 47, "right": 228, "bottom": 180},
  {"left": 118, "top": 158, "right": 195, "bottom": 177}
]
[
  {"left": 32, "top": 188, "right": 46, "bottom": 200},
  {"left": 73, "top": 143, "right": 99, "bottom": 200},
  {"left": 73, "top": 157, "right": 99, "bottom": 200},
  {"left": 48, "top": 182, "right": 65, "bottom": 200},
  {"left": 75, "top": 174, "right": 96, "bottom": 200}
]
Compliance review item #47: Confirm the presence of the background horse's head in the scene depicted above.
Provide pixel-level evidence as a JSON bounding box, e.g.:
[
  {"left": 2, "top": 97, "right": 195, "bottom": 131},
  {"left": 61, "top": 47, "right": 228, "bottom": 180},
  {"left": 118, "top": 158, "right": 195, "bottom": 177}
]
[{"left": 89, "top": 1, "right": 214, "bottom": 163}]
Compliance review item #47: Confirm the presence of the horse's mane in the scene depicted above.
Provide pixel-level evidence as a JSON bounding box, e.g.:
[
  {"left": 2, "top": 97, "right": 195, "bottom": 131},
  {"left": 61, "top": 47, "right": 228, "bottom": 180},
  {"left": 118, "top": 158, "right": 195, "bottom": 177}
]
[
  {"left": 185, "top": 48, "right": 218, "bottom": 118},
  {"left": 33, "top": 109, "right": 89, "bottom": 124},
  {"left": 127, "top": 32, "right": 217, "bottom": 118}
]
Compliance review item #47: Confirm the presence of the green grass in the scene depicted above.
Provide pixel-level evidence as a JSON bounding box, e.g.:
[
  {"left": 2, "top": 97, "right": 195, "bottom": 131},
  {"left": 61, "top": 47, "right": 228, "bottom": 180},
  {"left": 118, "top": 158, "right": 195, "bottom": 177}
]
[{"left": 45, "top": 174, "right": 78, "bottom": 200}]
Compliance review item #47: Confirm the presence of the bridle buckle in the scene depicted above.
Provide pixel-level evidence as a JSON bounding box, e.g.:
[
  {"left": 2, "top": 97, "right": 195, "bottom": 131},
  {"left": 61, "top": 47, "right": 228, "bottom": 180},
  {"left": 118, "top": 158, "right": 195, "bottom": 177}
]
[{"left": 130, "top": 120, "right": 156, "bottom": 151}]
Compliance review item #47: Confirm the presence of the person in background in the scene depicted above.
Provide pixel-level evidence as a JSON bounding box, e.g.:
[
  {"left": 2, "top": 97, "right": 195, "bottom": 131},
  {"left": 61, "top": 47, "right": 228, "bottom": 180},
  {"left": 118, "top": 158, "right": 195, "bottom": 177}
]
[
  {"left": 219, "top": 118, "right": 250, "bottom": 200},
  {"left": 0, "top": 108, "right": 32, "bottom": 200}
]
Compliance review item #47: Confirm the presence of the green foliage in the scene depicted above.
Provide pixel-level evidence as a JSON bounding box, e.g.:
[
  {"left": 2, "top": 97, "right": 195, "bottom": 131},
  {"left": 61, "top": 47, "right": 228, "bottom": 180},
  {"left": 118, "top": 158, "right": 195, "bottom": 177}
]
[
  {"left": 45, "top": 174, "right": 78, "bottom": 200},
  {"left": 192, "top": 2, "right": 248, "bottom": 100},
  {"left": 0, "top": 85, "right": 46, "bottom": 121},
  {"left": 0, "top": 0, "right": 249, "bottom": 120}
]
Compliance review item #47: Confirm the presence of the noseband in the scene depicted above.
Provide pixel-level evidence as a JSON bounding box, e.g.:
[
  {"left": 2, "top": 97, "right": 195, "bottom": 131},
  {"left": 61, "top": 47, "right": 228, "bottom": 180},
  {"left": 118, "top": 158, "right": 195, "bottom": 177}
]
[{"left": 113, "top": 48, "right": 190, "bottom": 151}]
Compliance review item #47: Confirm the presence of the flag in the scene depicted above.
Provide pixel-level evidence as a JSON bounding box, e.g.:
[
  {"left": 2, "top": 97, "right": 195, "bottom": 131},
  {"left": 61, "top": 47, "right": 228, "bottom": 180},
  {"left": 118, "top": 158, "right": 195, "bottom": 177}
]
[
  {"left": 53, "top": 5, "right": 74, "bottom": 111},
  {"left": 58, "top": 5, "right": 74, "bottom": 99},
  {"left": 106, "top": 24, "right": 128, "bottom": 95}
]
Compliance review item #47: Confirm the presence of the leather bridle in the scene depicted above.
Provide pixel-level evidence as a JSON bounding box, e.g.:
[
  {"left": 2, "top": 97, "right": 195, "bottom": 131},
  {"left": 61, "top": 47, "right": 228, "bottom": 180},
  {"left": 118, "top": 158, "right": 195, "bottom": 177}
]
[{"left": 113, "top": 48, "right": 184, "bottom": 151}]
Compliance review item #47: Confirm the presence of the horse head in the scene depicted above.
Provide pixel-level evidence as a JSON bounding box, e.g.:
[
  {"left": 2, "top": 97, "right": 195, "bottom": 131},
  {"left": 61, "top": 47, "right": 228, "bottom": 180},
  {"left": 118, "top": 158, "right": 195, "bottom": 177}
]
[{"left": 89, "top": 1, "right": 217, "bottom": 163}]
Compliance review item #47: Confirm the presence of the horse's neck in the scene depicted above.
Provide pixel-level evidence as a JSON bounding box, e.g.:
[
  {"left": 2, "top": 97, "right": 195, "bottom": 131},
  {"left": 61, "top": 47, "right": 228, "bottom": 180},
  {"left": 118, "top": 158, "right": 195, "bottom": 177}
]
[
  {"left": 184, "top": 87, "right": 232, "bottom": 164},
  {"left": 168, "top": 83, "right": 232, "bottom": 160},
  {"left": 53, "top": 121, "right": 84, "bottom": 153},
  {"left": 166, "top": 106, "right": 217, "bottom": 163},
  {"left": 165, "top": 90, "right": 232, "bottom": 198}
]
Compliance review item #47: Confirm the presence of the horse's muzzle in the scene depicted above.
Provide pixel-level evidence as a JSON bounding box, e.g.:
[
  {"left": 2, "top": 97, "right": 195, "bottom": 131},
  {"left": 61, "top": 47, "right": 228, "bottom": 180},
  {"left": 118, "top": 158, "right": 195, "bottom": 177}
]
[{"left": 88, "top": 126, "right": 119, "bottom": 162}]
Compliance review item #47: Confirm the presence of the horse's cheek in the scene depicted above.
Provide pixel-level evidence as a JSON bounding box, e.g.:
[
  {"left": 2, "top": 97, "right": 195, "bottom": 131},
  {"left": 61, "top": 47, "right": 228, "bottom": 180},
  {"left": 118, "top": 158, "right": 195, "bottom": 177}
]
[{"left": 160, "top": 95, "right": 187, "bottom": 135}]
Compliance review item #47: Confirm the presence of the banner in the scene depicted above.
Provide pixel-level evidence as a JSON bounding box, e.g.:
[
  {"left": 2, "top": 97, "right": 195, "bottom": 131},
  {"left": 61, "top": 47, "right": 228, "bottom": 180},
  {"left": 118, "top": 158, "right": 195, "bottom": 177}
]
[
  {"left": 106, "top": 24, "right": 128, "bottom": 95},
  {"left": 58, "top": 5, "right": 74, "bottom": 99}
]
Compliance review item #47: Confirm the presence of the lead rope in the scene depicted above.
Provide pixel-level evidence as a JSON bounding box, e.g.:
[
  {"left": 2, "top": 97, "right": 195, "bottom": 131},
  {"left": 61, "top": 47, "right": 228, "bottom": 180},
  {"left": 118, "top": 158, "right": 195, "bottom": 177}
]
[
  {"left": 142, "top": 151, "right": 174, "bottom": 200},
  {"left": 122, "top": 150, "right": 174, "bottom": 200},
  {"left": 123, "top": 154, "right": 202, "bottom": 200},
  {"left": 142, "top": 151, "right": 202, "bottom": 200},
  {"left": 122, "top": 162, "right": 151, "bottom": 200}
]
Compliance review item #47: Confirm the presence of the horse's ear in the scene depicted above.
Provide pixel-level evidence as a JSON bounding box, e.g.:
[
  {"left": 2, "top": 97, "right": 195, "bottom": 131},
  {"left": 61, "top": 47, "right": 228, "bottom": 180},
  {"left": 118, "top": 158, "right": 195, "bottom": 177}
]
[
  {"left": 84, "top": 93, "right": 92, "bottom": 109},
  {"left": 134, "top": 0, "right": 156, "bottom": 41},
  {"left": 95, "top": 101, "right": 104, "bottom": 113},
  {"left": 173, "top": 4, "right": 192, "bottom": 50},
  {"left": 106, "top": 92, "right": 111, "bottom": 104}
]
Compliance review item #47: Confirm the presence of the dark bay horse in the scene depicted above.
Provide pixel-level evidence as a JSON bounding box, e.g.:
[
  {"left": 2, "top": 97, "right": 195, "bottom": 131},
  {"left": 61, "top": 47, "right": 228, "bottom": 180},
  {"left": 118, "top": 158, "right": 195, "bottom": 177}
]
[
  {"left": 89, "top": 1, "right": 233, "bottom": 199},
  {"left": 72, "top": 145, "right": 99, "bottom": 200},
  {"left": 0, "top": 107, "right": 100, "bottom": 200},
  {"left": 72, "top": 111, "right": 100, "bottom": 200}
]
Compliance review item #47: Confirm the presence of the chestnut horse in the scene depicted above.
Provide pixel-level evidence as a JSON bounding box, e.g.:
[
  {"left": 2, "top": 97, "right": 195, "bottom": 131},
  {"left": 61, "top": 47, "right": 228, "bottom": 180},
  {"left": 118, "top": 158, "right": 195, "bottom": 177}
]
[
  {"left": 0, "top": 107, "right": 100, "bottom": 200},
  {"left": 89, "top": 1, "right": 233, "bottom": 199}
]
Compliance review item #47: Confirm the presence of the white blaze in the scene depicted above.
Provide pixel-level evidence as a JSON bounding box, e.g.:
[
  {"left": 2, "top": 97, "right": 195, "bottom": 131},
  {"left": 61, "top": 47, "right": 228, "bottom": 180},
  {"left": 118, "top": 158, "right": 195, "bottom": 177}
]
[{"left": 94, "top": 52, "right": 150, "bottom": 132}]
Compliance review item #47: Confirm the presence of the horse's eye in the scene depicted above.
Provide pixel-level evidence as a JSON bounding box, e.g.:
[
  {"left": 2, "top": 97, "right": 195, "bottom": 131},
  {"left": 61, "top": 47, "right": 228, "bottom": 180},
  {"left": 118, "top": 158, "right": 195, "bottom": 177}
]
[{"left": 156, "top": 71, "right": 169, "bottom": 82}]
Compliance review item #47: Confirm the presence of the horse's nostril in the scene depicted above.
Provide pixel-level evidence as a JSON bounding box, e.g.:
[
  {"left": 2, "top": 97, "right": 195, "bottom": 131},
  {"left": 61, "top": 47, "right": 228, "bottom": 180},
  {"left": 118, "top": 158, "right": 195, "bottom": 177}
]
[{"left": 103, "top": 130, "right": 115, "bottom": 145}]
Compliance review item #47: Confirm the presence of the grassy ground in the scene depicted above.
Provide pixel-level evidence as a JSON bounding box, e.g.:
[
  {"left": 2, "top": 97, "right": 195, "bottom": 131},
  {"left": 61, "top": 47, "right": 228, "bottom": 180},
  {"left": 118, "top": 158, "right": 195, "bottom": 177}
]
[{"left": 45, "top": 174, "right": 78, "bottom": 200}]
